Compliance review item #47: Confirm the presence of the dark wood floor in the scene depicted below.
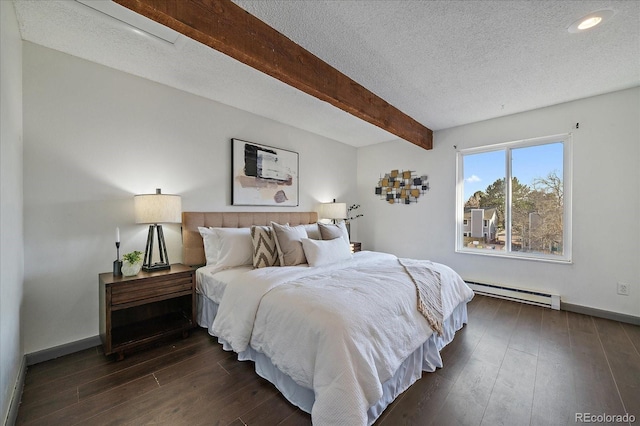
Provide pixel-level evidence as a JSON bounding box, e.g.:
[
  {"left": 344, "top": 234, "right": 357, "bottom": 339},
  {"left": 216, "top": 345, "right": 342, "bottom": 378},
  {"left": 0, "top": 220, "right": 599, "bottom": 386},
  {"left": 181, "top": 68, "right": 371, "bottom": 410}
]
[{"left": 16, "top": 295, "right": 640, "bottom": 425}]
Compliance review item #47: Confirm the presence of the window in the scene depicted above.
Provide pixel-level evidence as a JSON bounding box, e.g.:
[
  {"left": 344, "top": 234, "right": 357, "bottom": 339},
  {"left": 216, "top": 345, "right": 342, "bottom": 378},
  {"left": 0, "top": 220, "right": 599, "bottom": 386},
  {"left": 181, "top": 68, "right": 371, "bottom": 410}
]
[{"left": 456, "top": 134, "right": 572, "bottom": 262}]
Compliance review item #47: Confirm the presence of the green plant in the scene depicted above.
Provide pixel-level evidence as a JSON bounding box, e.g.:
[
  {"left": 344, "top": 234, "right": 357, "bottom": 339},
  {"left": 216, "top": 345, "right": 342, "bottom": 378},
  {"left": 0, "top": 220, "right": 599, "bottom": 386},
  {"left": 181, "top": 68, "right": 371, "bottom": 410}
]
[{"left": 123, "top": 250, "right": 143, "bottom": 264}]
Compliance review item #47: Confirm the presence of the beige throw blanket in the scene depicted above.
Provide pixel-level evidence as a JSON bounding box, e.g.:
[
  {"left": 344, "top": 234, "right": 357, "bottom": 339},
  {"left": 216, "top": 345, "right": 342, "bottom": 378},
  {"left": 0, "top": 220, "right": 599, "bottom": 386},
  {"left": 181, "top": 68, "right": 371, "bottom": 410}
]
[{"left": 398, "top": 258, "right": 444, "bottom": 335}]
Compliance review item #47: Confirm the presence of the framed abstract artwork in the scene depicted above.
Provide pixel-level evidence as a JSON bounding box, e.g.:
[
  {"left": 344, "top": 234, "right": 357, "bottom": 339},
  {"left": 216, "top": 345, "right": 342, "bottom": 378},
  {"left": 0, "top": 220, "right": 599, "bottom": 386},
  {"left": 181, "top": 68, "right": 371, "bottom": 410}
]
[{"left": 231, "top": 138, "right": 299, "bottom": 206}]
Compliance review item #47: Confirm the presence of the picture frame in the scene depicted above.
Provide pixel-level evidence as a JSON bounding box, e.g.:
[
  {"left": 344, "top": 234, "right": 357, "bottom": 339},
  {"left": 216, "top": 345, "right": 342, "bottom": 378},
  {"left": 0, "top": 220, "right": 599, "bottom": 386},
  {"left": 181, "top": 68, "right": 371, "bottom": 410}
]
[{"left": 231, "top": 138, "right": 299, "bottom": 206}]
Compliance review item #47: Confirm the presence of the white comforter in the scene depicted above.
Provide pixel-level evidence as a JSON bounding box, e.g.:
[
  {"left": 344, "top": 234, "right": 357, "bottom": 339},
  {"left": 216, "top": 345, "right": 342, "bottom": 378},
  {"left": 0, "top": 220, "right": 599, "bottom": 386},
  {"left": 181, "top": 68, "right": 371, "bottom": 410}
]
[{"left": 212, "top": 251, "right": 473, "bottom": 425}]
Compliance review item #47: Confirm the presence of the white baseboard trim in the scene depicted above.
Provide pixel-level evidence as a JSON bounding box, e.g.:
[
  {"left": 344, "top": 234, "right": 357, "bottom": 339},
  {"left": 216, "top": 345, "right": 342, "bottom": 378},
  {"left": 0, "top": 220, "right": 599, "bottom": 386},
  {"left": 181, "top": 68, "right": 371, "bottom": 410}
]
[{"left": 3, "top": 355, "right": 26, "bottom": 426}]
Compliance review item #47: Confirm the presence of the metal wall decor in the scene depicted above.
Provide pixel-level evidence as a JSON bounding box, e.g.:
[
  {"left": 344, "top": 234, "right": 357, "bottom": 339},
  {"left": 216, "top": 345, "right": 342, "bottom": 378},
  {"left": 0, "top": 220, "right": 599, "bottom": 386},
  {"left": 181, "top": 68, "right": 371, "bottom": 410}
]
[{"left": 375, "top": 169, "right": 429, "bottom": 204}]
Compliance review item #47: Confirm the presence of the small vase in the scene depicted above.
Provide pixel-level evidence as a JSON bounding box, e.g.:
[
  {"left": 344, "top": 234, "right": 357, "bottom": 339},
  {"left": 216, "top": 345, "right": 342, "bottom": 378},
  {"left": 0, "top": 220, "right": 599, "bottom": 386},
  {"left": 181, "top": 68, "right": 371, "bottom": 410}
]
[{"left": 121, "top": 261, "right": 142, "bottom": 277}]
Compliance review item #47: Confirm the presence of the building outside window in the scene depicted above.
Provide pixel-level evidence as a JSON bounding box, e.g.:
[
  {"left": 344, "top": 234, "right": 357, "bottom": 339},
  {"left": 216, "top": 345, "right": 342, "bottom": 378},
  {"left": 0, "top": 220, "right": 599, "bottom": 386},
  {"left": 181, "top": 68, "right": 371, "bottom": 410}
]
[{"left": 456, "top": 133, "right": 572, "bottom": 262}]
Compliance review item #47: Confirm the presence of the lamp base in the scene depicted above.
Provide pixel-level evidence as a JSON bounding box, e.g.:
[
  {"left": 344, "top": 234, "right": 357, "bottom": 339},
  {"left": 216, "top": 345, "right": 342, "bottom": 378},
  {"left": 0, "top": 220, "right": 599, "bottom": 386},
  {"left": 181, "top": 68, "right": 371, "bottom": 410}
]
[
  {"left": 142, "top": 224, "right": 172, "bottom": 273},
  {"left": 142, "top": 263, "right": 171, "bottom": 272}
]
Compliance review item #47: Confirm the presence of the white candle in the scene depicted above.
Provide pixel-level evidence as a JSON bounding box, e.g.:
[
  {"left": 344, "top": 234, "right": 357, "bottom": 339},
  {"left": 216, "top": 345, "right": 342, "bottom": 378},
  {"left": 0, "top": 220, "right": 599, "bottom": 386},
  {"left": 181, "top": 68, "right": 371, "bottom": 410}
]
[{"left": 116, "top": 227, "right": 120, "bottom": 243}]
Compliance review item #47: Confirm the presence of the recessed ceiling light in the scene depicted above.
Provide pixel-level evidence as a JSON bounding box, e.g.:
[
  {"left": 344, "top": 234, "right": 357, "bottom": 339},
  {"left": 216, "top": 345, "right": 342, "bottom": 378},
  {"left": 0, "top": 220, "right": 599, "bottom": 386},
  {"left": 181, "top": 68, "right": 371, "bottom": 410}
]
[
  {"left": 578, "top": 16, "right": 602, "bottom": 30},
  {"left": 568, "top": 9, "right": 615, "bottom": 33}
]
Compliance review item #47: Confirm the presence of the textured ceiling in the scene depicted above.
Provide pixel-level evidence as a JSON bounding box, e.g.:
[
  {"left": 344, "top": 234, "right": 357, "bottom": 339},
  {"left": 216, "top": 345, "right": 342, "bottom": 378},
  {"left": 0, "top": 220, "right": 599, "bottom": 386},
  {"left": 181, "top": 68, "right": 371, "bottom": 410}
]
[{"left": 13, "top": 0, "right": 640, "bottom": 147}]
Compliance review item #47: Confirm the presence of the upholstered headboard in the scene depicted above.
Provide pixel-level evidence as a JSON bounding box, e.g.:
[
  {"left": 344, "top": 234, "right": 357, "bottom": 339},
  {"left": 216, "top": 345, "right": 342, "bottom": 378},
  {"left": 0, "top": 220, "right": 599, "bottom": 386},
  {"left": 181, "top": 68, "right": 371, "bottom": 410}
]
[{"left": 182, "top": 211, "right": 319, "bottom": 266}]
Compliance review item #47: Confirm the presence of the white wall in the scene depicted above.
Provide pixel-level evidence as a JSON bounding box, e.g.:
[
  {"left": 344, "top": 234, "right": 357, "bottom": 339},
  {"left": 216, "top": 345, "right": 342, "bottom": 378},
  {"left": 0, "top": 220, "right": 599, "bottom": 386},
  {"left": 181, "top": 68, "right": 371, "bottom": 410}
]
[
  {"left": 22, "top": 43, "right": 358, "bottom": 354},
  {"left": 358, "top": 88, "right": 640, "bottom": 317},
  {"left": 0, "top": 0, "right": 24, "bottom": 422}
]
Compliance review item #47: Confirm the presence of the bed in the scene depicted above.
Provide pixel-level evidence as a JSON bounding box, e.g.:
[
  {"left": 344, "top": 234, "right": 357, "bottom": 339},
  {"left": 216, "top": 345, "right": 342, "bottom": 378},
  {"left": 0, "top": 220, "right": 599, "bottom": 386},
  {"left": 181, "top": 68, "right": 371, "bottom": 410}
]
[{"left": 182, "top": 211, "right": 473, "bottom": 425}]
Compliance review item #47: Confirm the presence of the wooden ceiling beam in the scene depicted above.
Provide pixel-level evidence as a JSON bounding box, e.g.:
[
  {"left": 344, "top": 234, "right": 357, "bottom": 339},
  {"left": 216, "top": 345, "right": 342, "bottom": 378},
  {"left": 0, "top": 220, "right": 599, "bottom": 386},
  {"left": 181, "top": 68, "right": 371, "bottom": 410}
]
[{"left": 113, "top": 0, "right": 433, "bottom": 150}]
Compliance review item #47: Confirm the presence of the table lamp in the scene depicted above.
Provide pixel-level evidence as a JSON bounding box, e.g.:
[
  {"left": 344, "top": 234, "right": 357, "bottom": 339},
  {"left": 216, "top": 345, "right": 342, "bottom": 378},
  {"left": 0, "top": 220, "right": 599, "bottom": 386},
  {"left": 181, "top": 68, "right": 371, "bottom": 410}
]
[
  {"left": 134, "top": 188, "right": 182, "bottom": 271},
  {"left": 319, "top": 199, "right": 347, "bottom": 224}
]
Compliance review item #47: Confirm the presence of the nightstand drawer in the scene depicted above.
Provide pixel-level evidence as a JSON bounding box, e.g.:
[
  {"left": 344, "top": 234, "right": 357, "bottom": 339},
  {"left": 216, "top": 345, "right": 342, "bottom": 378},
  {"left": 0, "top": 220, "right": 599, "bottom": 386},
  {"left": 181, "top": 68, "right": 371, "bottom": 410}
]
[{"left": 111, "top": 274, "right": 192, "bottom": 307}]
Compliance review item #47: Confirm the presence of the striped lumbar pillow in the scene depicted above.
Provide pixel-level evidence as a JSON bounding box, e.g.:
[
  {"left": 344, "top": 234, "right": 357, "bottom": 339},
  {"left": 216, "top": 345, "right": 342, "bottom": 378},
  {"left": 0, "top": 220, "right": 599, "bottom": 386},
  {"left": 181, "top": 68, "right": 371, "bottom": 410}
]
[{"left": 251, "top": 225, "right": 279, "bottom": 268}]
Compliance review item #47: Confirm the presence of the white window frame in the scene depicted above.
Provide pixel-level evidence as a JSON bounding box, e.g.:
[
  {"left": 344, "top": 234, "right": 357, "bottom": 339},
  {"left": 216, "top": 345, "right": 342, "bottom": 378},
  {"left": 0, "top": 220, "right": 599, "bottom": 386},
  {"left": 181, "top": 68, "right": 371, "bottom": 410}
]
[{"left": 456, "top": 133, "right": 573, "bottom": 263}]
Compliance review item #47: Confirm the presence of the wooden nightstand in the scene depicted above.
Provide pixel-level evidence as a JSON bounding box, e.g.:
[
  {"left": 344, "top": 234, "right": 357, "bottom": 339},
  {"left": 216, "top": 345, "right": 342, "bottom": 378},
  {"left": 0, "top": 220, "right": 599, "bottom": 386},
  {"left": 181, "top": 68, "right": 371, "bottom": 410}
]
[
  {"left": 99, "top": 264, "right": 195, "bottom": 360},
  {"left": 350, "top": 242, "right": 362, "bottom": 253}
]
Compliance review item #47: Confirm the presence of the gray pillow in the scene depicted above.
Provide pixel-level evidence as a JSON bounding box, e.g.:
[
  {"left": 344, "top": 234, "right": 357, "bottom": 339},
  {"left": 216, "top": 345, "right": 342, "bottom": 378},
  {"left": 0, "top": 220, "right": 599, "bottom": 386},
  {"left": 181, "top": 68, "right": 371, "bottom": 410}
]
[
  {"left": 318, "top": 221, "right": 350, "bottom": 245},
  {"left": 271, "top": 222, "right": 308, "bottom": 266},
  {"left": 303, "top": 223, "right": 321, "bottom": 240}
]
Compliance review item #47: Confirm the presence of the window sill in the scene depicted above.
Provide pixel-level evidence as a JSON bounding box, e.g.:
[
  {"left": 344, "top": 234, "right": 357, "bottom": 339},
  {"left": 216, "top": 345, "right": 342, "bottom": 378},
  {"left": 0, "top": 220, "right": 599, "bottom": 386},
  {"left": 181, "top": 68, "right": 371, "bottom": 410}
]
[{"left": 455, "top": 248, "right": 572, "bottom": 264}]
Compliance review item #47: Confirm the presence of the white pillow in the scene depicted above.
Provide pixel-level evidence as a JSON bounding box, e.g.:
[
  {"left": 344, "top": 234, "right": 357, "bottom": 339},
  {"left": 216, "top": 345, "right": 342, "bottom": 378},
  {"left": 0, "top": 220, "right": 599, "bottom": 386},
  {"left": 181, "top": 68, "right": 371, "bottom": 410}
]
[
  {"left": 212, "top": 227, "right": 253, "bottom": 270},
  {"left": 301, "top": 237, "right": 352, "bottom": 267},
  {"left": 198, "top": 227, "right": 219, "bottom": 266},
  {"left": 271, "top": 222, "right": 308, "bottom": 266}
]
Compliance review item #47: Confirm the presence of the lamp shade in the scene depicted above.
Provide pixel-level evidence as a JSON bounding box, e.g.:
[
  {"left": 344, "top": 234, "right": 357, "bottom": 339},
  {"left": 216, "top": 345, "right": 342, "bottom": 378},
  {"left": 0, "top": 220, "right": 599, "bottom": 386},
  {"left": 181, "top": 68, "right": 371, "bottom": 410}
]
[
  {"left": 134, "top": 189, "right": 182, "bottom": 224},
  {"left": 319, "top": 202, "right": 347, "bottom": 220}
]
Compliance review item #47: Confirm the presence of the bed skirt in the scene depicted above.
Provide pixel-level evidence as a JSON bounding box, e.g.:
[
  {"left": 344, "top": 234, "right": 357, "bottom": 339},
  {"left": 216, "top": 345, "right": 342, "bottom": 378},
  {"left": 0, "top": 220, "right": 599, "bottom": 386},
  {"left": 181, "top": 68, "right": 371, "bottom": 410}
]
[{"left": 197, "top": 293, "right": 468, "bottom": 425}]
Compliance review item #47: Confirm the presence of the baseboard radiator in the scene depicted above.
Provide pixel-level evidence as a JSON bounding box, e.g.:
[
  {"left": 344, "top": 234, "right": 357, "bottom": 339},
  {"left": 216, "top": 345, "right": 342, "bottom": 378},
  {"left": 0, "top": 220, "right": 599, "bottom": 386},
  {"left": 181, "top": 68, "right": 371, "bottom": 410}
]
[{"left": 466, "top": 281, "right": 560, "bottom": 310}]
